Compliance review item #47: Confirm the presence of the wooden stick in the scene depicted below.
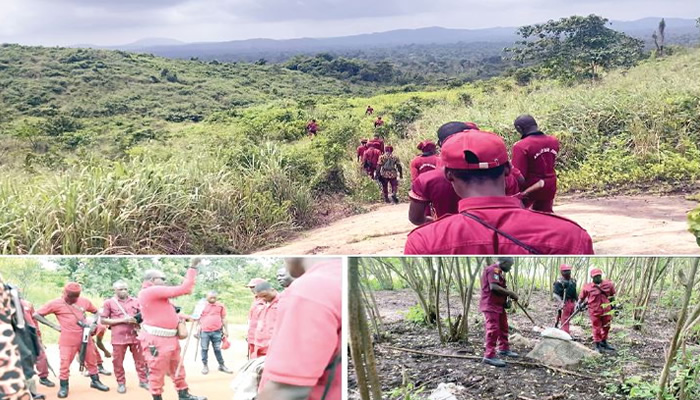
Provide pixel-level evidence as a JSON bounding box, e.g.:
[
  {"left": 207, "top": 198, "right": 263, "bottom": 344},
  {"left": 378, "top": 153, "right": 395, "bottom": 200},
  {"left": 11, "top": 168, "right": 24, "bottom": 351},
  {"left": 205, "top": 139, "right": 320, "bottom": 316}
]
[{"left": 380, "top": 345, "right": 590, "bottom": 379}]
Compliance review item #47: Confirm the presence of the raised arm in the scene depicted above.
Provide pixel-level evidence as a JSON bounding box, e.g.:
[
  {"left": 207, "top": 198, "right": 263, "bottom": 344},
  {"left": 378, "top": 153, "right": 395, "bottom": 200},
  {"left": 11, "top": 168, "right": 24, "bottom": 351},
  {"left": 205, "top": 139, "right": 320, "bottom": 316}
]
[{"left": 146, "top": 268, "right": 198, "bottom": 300}]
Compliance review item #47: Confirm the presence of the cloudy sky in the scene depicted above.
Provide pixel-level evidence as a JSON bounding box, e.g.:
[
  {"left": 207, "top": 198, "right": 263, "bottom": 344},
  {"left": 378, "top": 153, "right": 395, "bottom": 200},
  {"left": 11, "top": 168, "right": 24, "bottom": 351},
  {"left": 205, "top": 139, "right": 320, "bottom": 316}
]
[{"left": 1, "top": 0, "right": 699, "bottom": 46}]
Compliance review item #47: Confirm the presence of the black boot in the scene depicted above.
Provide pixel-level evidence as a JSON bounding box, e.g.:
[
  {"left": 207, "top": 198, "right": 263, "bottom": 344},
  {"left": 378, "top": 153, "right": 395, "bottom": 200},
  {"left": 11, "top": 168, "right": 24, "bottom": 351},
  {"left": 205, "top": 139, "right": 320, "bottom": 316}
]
[
  {"left": 39, "top": 377, "right": 55, "bottom": 388},
  {"left": 57, "top": 380, "right": 69, "bottom": 399},
  {"left": 90, "top": 375, "right": 110, "bottom": 392},
  {"left": 152, "top": 396, "right": 163, "bottom": 400},
  {"left": 178, "top": 389, "right": 208, "bottom": 400},
  {"left": 602, "top": 340, "right": 616, "bottom": 351},
  {"left": 594, "top": 342, "right": 605, "bottom": 353},
  {"left": 392, "top": 194, "right": 399, "bottom": 204}
]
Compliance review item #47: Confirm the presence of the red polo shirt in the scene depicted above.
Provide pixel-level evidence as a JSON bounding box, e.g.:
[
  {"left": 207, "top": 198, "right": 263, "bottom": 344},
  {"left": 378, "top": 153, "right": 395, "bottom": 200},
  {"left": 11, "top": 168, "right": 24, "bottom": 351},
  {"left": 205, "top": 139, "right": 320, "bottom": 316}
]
[
  {"left": 409, "top": 168, "right": 460, "bottom": 218},
  {"left": 409, "top": 154, "right": 439, "bottom": 181},
  {"left": 247, "top": 298, "right": 266, "bottom": 343},
  {"left": 101, "top": 296, "right": 141, "bottom": 345},
  {"left": 260, "top": 261, "right": 342, "bottom": 400},
  {"left": 579, "top": 281, "right": 616, "bottom": 316},
  {"left": 404, "top": 196, "right": 594, "bottom": 254},
  {"left": 253, "top": 296, "right": 280, "bottom": 349},
  {"left": 479, "top": 263, "right": 508, "bottom": 314},
  {"left": 37, "top": 297, "right": 98, "bottom": 346},
  {"left": 199, "top": 302, "right": 226, "bottom": 333},
  {"left": 512, "top": 133, "right": 559, "bottom": 185}
]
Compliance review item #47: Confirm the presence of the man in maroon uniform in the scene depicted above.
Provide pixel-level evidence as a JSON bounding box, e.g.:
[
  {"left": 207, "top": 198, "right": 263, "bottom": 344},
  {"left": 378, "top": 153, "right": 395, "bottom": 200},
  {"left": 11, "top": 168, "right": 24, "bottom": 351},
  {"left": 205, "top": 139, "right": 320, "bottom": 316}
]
[
  {"left": 374, "top": 116, "right": 384, "bottom": 128},
  {"left": 101, "top": 281, "right": 149, "bottom": 394},
  {"left": 368, "top": 133, "right": 385, "bottom": 154},
  {"left": 362, "top": 142, "right": 382, "bottom": 179},
  {"left": 512, "top": 115, "right": 560, "bottom": 213},
  {"left": 404, "top": 130, "right": 594, "bottom": 254},
  {"left": 356, "top": 139, "right": 369, "bottom": 162},
  {"left": 479, "top": 258, "right": 519, "bottom": 367},
  {"left": 198, "top": 291, "right": 232, "bottom": 375},
  {"left": 408, "top": 122, "right": 476, "bottom": 225},
  {"left": 34, "top": 283, "right": 110, "bottom": 398},
  {"left": 578, "top": 269, "right": 617, "bottom": 353}
]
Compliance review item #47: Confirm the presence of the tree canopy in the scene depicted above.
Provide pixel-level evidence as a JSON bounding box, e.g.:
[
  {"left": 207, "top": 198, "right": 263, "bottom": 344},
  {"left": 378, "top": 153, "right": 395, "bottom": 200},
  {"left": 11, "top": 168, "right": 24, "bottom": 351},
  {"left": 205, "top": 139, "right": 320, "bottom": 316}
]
[{"left": 506, "top": 14, "right": 645, "bottom": 81}]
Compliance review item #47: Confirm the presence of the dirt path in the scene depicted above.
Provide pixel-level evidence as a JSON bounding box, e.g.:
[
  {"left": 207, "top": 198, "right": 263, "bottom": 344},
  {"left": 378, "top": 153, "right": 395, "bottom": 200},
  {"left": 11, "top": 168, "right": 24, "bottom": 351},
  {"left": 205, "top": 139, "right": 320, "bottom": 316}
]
[
  {"left": 257, "top": 195, "right": 699, "bottom": 255},
  {"left": 38, "top": 324, "right": 248, "bottom": 400}
]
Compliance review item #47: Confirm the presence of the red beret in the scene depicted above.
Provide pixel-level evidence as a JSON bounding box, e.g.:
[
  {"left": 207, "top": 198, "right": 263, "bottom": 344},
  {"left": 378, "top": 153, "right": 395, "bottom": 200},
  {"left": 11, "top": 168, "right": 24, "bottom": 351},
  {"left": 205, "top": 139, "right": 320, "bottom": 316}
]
[
  {"left": 440, "top": 130, "right": 508, "bottom": 170},
  {"left": 590, "top": 268, "right": 603, "bottom": 278},
  {"left": 560, "top": 264, "right": 572, "bottom": 272},
  {"left": 64, "top": 282, "right": 82, "bottom": 294}
]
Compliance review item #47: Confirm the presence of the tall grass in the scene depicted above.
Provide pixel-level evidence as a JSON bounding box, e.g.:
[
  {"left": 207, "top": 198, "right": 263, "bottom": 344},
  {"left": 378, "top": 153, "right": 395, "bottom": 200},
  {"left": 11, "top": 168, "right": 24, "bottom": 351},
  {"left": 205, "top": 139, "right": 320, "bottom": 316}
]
[{"left": 0, "top": 150, "right": 314, "bottom": 254}]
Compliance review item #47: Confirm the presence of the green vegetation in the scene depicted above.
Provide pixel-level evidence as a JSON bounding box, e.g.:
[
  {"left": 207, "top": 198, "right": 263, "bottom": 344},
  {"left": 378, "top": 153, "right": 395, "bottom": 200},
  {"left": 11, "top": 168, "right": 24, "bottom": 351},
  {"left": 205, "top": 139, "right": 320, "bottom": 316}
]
[
  {"left": 1, "top": 28, "right": 700, "bottom": 253},
  {"left": 507, "top": 15, "right": 645, "bottom": 81},
  {"left": 0, "top": 257, "right": 284, "bottom": 342}
]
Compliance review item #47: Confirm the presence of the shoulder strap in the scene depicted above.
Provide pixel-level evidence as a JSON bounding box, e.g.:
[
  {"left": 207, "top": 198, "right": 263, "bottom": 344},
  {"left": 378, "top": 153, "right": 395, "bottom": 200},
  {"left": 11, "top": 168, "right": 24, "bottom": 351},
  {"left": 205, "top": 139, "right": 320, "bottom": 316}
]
[
  {"left": 460, "top": 212, "right": 541, "bottom": 254},
  {"left": 65, "top": 301, "right": 87, "bottom": 324},
  {"left": 321, "top": 353, "right": 341, "bottom": 400},
  {"left": 111, "top": 297, "right": 131, "bottom": 318}
]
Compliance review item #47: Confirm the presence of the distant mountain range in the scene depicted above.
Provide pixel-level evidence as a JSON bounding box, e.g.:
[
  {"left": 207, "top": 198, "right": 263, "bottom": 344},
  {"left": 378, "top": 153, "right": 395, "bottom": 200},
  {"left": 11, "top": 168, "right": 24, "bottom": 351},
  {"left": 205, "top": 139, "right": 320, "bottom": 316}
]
[{"left": 75, "top": 17, "right": 699, "bottom": 62}]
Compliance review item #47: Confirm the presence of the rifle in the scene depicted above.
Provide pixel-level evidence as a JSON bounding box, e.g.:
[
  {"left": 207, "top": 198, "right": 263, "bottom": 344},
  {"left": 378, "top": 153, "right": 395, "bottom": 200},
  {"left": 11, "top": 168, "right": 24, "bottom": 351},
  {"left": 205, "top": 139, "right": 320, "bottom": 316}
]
[{"left": 77, "top": 320, "right": 91, "bottom": 372}]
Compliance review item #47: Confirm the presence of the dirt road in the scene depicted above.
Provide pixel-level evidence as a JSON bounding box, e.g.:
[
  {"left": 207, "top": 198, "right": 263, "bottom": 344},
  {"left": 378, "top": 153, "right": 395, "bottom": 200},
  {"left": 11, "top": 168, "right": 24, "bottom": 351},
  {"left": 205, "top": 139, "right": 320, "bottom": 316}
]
[
  {"left": 257, "top": 195, "right": 699, "bottom": 255},
  {"left": 38, "top": 324, "right": 248, "bottom": 400}
]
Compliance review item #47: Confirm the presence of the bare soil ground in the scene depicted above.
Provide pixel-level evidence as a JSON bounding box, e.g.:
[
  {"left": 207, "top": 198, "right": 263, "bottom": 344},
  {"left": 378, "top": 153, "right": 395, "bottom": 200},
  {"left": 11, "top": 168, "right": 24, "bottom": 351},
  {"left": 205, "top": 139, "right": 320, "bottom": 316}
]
[
  {"left": 257, "top": 195, "right": 699, "bottom": 255},
  {"left": 37, "top": 324, "right": 248, "bottom": 400},
  {"left": 349, "top": 289, "right": 678, "bottom": 400}
]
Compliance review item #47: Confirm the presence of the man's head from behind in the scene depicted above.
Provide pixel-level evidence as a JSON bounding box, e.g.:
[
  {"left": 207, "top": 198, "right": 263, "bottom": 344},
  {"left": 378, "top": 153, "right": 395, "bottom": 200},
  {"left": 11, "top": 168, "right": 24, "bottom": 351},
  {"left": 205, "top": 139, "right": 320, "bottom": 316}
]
[
  {"left": 253, "top": 282, "right": 277, "bottom": 302},
  {"left": 514, "top": 114, "right": 538, "bottom": 136},
  {"left": 113, "top": 281, "right": 129, "bottom": 300},
  {"left": 437, "top": 121, "right": 479, "bottom": 146},
  {"left": 441, "top": 130, "right": 511, "bottom": 197}
]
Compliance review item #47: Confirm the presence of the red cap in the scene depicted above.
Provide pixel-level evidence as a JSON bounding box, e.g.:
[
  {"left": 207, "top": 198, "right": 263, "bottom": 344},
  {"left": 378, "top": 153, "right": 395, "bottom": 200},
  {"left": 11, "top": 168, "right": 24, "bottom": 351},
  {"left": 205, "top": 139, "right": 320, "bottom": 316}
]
[
  {"left": 385, "top": 145, "right": 393, "bottom": 152},
  {"left": 560, "top": 264, "right": 572, "bottom": 272},
  {"left": 64, "top": 282, "right": 82, "bottom": 294},
  {"left": 221, "top": 337, "right": 231, "bottom": 350},
  {"left": 440, "top": 130, "right": 509, "bottom": 170},
  {"left": 590, "top": 268, "right": 603, "bottom": 278},
  {"left": 246, "top": 278, "right": 266, "bottom": 288}
]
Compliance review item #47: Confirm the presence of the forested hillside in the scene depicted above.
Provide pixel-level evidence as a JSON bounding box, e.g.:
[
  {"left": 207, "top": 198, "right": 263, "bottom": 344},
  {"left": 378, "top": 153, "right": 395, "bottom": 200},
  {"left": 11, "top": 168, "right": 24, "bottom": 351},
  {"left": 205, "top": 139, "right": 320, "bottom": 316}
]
[{"left": 1, "top": 16, "right": 699, "bottom": 254}]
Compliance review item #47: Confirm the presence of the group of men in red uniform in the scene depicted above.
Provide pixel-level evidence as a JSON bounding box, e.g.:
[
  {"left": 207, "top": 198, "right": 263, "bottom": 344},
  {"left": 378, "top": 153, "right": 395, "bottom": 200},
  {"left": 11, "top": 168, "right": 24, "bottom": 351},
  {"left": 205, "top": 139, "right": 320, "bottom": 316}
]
[
  {"left": 403, "top": 115, "right": 593, "bottom": 254},
  {"left": 479, "top": 258, "right": 618, "bottom": 367},
  {"left": 357, "top": 133, "right": 404, "bottom": 203}
]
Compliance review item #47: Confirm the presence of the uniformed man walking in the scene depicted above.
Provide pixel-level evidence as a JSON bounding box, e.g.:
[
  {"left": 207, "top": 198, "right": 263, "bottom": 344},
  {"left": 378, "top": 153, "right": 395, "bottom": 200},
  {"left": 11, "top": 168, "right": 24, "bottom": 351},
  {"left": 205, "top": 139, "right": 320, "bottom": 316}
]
[
  {"left": 479, "top": 258, "right": 519, "bottom": 367},
  {"left": 512, "top": 115, "right": 560, "bottom": 213},
  {"left": 404, "top": 130, "right": 594, "bottom": 254},
  {"left": 578, "top": 269, "right": 617, "bottom": 353}
]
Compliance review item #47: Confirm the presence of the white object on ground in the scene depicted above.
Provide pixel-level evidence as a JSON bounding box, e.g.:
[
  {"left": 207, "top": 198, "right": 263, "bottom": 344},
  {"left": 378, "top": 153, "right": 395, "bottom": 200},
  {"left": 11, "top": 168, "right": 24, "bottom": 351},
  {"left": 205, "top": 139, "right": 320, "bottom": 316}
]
[
  {"left": 428, "top": 383, "right": 465, "bottom": 400},
  {"left": 540, "top": 327, "right": 573, "bottom": 341}
]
